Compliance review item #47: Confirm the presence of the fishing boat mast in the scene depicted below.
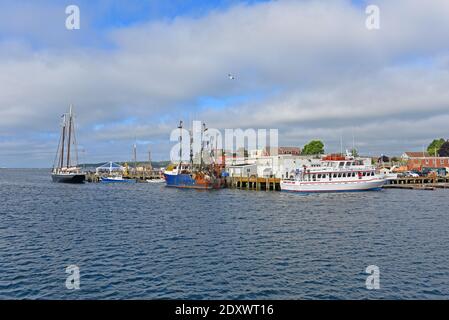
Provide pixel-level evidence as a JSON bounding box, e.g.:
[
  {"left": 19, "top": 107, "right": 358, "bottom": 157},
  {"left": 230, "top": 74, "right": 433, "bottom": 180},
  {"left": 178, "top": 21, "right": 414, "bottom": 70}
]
[
  {"left": 178, "top": 121, "right": 183, "bottom": 169},
  {"left": 199, "top": 122, "right": 207, "bottom": 172},
  {"left": 189, "top": 128, "right": 194, "bottom": 168}
]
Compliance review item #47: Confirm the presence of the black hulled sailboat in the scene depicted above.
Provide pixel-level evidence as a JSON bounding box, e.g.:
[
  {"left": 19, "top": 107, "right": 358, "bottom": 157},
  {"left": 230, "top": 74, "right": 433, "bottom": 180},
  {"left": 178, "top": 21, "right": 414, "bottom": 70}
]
[{"left": 51, "top": 105, "right": 86, "bottom": 183}]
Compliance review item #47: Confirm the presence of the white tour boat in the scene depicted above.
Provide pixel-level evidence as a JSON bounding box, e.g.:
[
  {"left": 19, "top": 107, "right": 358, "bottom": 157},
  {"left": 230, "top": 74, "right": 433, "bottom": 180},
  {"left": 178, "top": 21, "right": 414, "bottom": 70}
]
[{"left": 280, "top": 154, "right": 386, "bottom": 193}]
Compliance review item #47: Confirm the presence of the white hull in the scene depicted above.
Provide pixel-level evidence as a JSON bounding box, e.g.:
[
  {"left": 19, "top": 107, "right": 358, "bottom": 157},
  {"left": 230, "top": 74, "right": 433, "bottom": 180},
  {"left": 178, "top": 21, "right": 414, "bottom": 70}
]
[{"left": 280, "top": 178, "right": 385, "bottom": 193}]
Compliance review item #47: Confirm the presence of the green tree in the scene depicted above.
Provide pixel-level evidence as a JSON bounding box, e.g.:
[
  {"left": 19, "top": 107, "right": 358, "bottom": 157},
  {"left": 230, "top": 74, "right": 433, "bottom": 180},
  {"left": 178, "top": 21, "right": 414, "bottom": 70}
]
[
  {"left": 439, "top": 141, "right": 449, "bottom": 157},
  {"left": 302, "top": 140, "right": 325, "bottom": 155},
  {"left": 427, "top": 138, "right": 445, "bottom": 156},
  {"left": 350, "top": 148, "right": 359, "bottom": 157}
]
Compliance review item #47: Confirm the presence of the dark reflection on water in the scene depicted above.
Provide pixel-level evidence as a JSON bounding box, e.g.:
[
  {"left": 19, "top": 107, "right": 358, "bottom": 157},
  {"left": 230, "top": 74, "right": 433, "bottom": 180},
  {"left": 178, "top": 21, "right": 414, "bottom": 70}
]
[{"left": 1, "top": 169, "right": 448, "bottom": 299}]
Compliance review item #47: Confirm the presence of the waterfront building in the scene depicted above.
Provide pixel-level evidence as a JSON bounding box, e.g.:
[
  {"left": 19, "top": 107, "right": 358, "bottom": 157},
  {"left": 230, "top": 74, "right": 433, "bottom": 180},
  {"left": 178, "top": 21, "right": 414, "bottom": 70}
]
[
  {"left": 401, "top": 151, "right": 430, "bottom": 161},
  {"left": 406, "top": 156, "right": 449, "bottom": 171},
  {"left": 225, "top": 147, "right": 372, "bottom": 179}
]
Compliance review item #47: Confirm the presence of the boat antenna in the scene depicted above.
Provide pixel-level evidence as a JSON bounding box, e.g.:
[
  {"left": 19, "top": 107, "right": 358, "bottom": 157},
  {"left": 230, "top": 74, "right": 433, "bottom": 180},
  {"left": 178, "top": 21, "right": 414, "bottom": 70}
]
[
  {"left": 340, "top": 132, "right": 343, "bottom": 156},
  {"left": 189, "top": 128, "right": 194, "bottom": 168},
  {"left": 352, "top": 128, "right": 356, "bottom": 157}
]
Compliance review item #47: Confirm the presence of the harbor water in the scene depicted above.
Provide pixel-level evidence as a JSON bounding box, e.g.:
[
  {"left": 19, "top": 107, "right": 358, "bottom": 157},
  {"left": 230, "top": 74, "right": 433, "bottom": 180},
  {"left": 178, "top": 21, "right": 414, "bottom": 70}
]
[{"left": 1, "top": 168, "right": 449, "bottom": 299}]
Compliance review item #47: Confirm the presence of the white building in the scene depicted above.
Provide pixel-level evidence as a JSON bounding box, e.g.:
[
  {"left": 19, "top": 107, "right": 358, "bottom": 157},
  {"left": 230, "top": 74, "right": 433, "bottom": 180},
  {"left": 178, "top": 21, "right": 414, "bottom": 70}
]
[
  {"left": 225, "top": 149, "right": 372, "bottom": 179},
  {"left": 226, "top": 154, "right": 321, "bottom": 179},
  {"left": 227, "top": 164, "right": 258, "bottom": 177}
]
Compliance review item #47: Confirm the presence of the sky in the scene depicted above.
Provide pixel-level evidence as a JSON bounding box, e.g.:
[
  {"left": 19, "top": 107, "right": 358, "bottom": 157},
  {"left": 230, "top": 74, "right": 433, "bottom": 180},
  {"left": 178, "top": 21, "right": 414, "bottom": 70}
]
[{"left": 1, "top": 0, "right": 449, "bottom": 167}]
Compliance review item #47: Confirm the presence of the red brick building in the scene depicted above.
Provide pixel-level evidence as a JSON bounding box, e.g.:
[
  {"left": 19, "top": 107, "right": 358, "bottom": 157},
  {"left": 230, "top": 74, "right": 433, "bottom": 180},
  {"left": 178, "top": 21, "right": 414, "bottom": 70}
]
[{"left": 406, "top": 156, "right": 449, "bottom": 171}]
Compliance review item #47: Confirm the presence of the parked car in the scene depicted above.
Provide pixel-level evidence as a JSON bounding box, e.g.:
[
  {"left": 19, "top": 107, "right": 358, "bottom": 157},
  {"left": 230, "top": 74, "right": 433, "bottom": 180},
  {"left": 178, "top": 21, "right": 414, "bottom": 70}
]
[{"left": 406, "top": 171, "right": 420, "bottom": 177}]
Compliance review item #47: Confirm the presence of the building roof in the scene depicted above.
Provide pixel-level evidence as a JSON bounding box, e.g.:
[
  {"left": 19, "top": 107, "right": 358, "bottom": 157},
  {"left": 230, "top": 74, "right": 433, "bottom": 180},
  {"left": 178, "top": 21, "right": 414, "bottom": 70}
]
[
  {"left": 403, "top": 152, "right": 430, "bottom": 158},
  {"left": 263, "top": 146, "right": 301, "bottom": 155},
  {"left": 278, "top": 147, "right": 301, "bottom": 153}
]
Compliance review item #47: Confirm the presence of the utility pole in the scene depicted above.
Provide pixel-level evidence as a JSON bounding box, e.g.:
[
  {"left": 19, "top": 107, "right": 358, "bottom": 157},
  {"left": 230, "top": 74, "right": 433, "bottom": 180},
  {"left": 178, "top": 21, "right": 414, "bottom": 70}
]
[
  {"left": 148, "top": 148, "right": 153, "bottom": 171},
  {"left": 133, "top": 142, "right": 137, "bottom": 174}
]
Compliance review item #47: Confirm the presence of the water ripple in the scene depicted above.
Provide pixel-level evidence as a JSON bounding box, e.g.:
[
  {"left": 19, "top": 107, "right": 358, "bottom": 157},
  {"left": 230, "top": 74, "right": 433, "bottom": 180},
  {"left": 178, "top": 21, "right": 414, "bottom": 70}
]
[{"left": 1, "top": 169, "right": 449, "bottom": 299}]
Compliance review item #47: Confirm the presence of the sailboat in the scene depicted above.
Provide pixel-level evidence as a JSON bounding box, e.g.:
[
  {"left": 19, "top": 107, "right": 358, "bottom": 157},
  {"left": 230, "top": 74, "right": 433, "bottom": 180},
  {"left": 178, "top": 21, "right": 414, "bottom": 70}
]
[{"left": 51, "top": 105, "right": 86, "bottom": 183}]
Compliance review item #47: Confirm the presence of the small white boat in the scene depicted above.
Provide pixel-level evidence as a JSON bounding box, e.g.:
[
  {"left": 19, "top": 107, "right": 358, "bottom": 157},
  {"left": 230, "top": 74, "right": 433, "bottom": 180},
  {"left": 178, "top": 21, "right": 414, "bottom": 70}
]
[
  {"left": 280, "top": 155, "right": 386, "bottom": 193},
  {"left": 146, "top": 178, "right": 165, "bottom": 183}
]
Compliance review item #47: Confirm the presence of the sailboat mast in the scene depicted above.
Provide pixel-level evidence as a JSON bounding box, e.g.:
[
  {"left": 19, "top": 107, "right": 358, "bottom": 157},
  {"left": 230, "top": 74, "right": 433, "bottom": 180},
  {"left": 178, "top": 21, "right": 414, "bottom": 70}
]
[
  {"left": 60, "top": 114, "right": 66, "bottom": 169},
  {"left": 66, "top": 105, "right": 73, "bottom": 168}
]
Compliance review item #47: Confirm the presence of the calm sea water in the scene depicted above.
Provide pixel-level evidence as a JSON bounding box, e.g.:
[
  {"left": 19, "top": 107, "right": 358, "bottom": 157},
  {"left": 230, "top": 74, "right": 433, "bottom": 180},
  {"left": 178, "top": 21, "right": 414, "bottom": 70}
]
[{"left": 1, "top": 168, "right": 449, "bottom": 299}]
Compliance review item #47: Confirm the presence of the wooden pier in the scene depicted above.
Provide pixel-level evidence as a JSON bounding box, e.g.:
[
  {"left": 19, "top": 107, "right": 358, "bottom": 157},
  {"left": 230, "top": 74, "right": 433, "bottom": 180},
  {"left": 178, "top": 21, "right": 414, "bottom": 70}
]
[
  {"left": 383, "top": 176, "right": 449, "bottom": 190},
  {"left": 85, "top": 171, "right": 164, "bottom": 183},
  {"left": 85, "top": 170, "right": 449, "bottom": 192},
  {"left": 228, "top": 176, "right": 281, "bottom": 191}
]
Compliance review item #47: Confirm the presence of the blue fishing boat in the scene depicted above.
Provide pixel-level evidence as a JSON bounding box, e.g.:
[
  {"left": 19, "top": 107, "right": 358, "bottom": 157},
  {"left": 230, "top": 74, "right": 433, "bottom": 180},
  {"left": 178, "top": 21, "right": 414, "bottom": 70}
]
[{"left": 164, "top": 121, "right": 225, "bottom": 189}]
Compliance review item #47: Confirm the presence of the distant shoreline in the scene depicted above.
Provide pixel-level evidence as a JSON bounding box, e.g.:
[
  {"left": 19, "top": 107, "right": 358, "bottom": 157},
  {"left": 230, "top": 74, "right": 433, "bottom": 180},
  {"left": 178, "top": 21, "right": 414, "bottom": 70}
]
[{"left": 0, "top": 161, "right": 171, "bottom": 170}]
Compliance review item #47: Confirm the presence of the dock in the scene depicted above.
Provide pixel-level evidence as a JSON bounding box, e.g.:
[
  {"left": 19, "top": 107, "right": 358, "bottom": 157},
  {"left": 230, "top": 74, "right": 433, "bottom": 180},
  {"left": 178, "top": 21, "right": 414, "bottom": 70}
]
[
  {"left": 85, "top": 170, "right": 449, "bottom": 192},
  {"left": 228, "top": 176, "right": 281, "bottom": 191},
  {"left": 383, "top": 176, "right": 449, "bottom": 190}
]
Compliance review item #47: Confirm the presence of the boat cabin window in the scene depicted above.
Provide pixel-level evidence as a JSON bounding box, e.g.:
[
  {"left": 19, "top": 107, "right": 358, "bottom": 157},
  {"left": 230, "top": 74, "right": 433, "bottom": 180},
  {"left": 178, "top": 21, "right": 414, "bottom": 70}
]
[{"left": 339, "top": 162, "right": 345, "bottom": 167}]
